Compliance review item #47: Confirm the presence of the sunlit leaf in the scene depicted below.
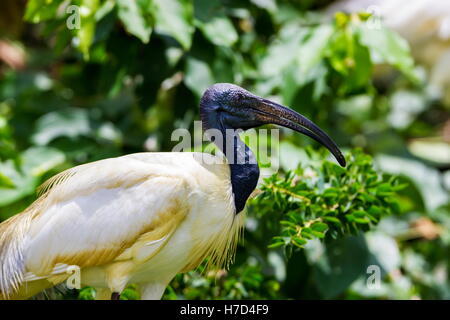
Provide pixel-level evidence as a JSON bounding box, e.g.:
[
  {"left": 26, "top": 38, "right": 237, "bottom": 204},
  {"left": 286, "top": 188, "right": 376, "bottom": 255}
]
[
  {"left": 184, "top": 57, "right": 215, "bottom": 97},
  {"left": 0, "top": 172, "right": 15, "bottom": 189},
  {"left": 199, "top": 16, "right": 238, "bottom": 47},
  {"left": 24, "top": 0, "right": 62, "bottom": 23},
  {"left": 153, "top": 0, "right": 194, "bottom": 49},
  {"left": 32, "top": 108, "right": 91, "bottom": 145},
  {"left": 357, "top": 24, "right": 419, "bottom": 83},
  {"left": 21, "top": 147, "right": 65, "bottom": 176},
  {"left": 117, "top": 0, "right": 152, "bottom": 43},
  {"left": 408, "top": 138, "right": 450, "bottom": 165},
  {"left": 77, "top": 0, "right": 100, "bottom": 59},
  {"left": 0, "top": 147, "right": 64, "bottom": 206}
]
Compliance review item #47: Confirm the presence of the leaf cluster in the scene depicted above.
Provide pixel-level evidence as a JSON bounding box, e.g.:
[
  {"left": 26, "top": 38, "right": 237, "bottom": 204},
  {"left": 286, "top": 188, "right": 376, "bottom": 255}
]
[{"left": 250, "top": 148, "right": 406, "bottom": 251}]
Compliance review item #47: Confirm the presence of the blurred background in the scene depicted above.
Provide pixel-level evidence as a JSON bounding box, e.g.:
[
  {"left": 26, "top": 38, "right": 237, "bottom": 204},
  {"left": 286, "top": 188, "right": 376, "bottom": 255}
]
[{"left": 0, "top": 0, "right": 449, "bottom": 299}]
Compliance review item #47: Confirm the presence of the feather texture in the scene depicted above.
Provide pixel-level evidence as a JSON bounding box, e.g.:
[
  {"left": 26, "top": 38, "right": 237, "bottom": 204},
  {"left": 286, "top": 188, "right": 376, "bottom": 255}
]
[{"left": 0, "top": 152, "right": 242, "bottom": 299}]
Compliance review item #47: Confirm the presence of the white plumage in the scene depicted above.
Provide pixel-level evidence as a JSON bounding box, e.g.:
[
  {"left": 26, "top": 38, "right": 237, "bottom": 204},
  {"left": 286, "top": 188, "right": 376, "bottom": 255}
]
[{"left": 0, "top": 152, "right": 243, "bottom": 299}]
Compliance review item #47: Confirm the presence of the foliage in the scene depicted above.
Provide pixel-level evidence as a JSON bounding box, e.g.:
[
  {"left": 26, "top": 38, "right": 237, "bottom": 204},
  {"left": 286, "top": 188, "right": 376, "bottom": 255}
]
[
  {"left": 0, "top": 0, "right": 449, "bottom": 300},
  {"left": 164, "top": 262, "right": 280, "bottom": 300},
  {"left": 253, "top": 149, "right": 404, "bottom": 251}
]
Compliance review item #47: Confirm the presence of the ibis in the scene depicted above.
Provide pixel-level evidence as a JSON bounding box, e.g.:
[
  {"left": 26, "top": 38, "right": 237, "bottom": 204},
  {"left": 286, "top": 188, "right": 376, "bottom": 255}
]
[{"left": 0, "top": 83, "right": 345, "bottom": 300}]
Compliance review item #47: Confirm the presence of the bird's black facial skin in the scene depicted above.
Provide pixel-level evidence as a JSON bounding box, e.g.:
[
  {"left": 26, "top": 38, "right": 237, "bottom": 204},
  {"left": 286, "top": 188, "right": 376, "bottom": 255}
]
[{"left": 202, "top": 83, "right": 346, "bottom": 167}]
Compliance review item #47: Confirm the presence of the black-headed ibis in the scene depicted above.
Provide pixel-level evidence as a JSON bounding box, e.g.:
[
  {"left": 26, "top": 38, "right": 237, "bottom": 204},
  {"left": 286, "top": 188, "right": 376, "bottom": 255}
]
[{"left": 0, "top": 83, "right": 345, "bottom": 299}]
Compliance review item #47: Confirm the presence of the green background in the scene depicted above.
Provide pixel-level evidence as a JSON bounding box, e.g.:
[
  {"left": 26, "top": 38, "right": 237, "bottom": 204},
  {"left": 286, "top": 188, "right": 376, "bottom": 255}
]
[{"left": 0, "top": 0, "right": 449, "bottom": 299}]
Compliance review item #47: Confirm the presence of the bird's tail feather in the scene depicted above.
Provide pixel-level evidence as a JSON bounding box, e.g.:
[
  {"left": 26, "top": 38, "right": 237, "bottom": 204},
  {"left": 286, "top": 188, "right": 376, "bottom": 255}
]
[{"left": 0, "top": 210, "right": 34, "bottom": 299}]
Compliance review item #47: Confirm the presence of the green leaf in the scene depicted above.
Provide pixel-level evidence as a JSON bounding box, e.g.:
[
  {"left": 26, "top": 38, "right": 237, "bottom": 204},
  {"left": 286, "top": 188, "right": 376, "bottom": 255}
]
[
  {"left": 194, "top": 0, "right": 237, "bottom": 47},
  {"left": 324, "top": 162, "right": 346, "bottom": 176},
  {"left": 260, "top": 23, "right": 306, "bottom": 78},
  {"left": 354, "top": 217, "right": 370, "bottom": 224},
  {"left": 323, "top": 189, "right": 338, "bottom": 199},
  {"left": 408, "top": 138, "right": 450, "bottom": 165},
  {"left": 311, "top": 222, "right": 329, "bottom": 232},
  {"left": 360, "top": 193, "right": 376, "bottom": 203},
  {"left": 0, "top": 172, "right": 15, "bottom": 189},
  {"left": 77, "top": 0, "right": 100, "bottom": 59},
  {"left": 292, "top": 237, "right": 307, "bottom": 247},
  {"left": 345, "top": 214, "right": 354, "bottom": 222},
  {"left": 120, "top": 285, "right": 141, "bottom": 300},
  {"left": 0, "top": 147, "right": 64, "bottom": 206},
  {"left": 21, "top": 147, "right": 65, "bottom": 177},
  {"left": 377, "top": 183, "right": 392, "bottom": 192},
  {"left": 117, "top": 0, "right": 152, "bottom": 43},
  {"left": 297, "top": 25, "right": 333, "bottom": 74},
  {"left": 153, "top": 0, "right": 194, "bottom": 49},
  {"left": 391, "top": 183, "right": 408, "bottom": 191},
  {"left": 78, "top": 287, "right": 95, "bottom": 300},
  {"left": 322, "top": 216, "right": 342, "bottom": 225},
  {"left": 301, "top": 228, "right": 314, "bottom": 239},
  {"left": 375, "top": 154, "right": 448, "bottom": 211},
  {"left": 268, "top": 241, "right": 285, "bottom": 249},
  {"left": 345, "top": 38, "right": 372, "bottom": 91},
  {"left": 94, "top": 0, "right": 116, "bottom": 21},
  {"left": 24, "top": 0, "right": 62, "bottom": 23},
  {"left": 198, "top": 16, "right": 238, "bottom": 47},
  {"left": 0, "top": 162, "right": 35, "bottom": 207},
  {"left": 357, "top": 24, "right": 419, "bottom": 83},
  {"left": 308, "top": 235, "right": 370, "bottom": 299},
  {"left": 250, "top": 0, "right": 277, "bottom": 12},
  {"left": 32, "top": 108, "right": 91, "bottom": 145},
  {"left": 280, "top": 220, "right": 297, "bottom": 227},
  {"left": 352, "top": 210, "right": 366, "bottom": 218},
  {"left": 368, "top": 205, "right": 381, "bottom": 216},
  {"left": 311, "top": 230, "right": 325, "bottom": 238},
  {"left": 184, "top": 57, "right": 215, "bottom": 97}
]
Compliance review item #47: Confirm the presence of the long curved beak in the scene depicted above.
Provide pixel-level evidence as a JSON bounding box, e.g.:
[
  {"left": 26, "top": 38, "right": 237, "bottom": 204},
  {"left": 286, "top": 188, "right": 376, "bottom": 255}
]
[{"left": 252, "top": 98, "right": 346, "bottom": 167}]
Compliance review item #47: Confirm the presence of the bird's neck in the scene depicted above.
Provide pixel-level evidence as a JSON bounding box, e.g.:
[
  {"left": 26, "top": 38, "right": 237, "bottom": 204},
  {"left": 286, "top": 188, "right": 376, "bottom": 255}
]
[
  {"left": 225, "top": 130, "right": 260, "bottom": 214},
  {"left": 201, "top": 111, "right": 260, "bottom": 214}
]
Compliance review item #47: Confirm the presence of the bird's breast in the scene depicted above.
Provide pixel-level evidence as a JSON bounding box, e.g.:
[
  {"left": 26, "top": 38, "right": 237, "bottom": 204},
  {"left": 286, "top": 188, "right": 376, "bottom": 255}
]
[{"left": 129, "top": 152, "right": 243, "bottom": 280}]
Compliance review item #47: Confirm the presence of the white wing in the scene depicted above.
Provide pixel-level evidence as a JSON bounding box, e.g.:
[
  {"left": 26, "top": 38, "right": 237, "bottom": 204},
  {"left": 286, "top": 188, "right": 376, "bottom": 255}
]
[
  {"left": 1, "top": 152, "right": 237, "bottom": 299},
  {"left": 23, "top": 154, "right": 192, "bottom": 277}
]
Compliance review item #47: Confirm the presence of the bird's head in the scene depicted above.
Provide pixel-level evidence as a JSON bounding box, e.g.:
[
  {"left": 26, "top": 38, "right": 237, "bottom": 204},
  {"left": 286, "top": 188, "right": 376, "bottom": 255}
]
[{"left": 200, "top": 83, "right": 346, "bottom": 167}]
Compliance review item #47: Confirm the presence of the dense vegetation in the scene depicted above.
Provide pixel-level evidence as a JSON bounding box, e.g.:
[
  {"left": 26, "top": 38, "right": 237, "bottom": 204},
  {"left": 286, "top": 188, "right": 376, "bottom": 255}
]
[{"left": 0, "top": 0, "right": 449, "bottom": 299}]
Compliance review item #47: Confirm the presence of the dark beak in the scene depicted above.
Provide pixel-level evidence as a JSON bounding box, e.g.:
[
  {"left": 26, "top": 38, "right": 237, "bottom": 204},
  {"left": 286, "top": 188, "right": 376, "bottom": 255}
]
[{"left": 253, "top": 98, "right": 346, "bottom": 167}]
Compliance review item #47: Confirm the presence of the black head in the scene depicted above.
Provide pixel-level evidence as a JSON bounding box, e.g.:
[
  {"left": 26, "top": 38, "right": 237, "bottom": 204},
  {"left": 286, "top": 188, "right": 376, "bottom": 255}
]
[{"left": 200, "top": 83, "right": 346, "bottom": 167}]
